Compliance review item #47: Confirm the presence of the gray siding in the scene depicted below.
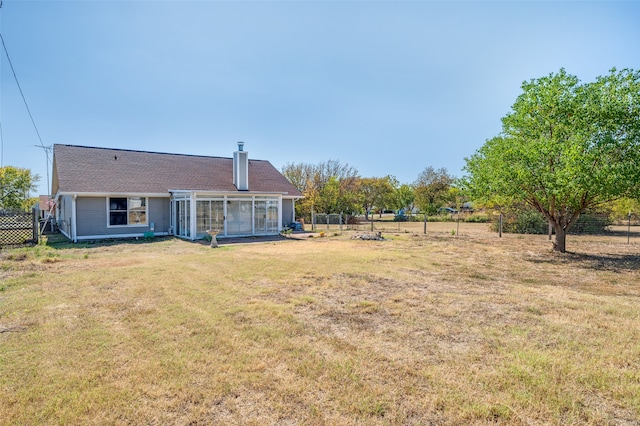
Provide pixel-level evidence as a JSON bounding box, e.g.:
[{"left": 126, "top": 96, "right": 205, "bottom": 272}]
[
  {"left": 151, "top": 198, "right": 170, "bottom": 233},
  {"left": 76, "top": 196, "right": 170, "bottom": 238},
  {"left": 282, "top": 199, "right": 295, "bottom": 226},
  {"left": 57, "top": 195, "right": 73, "bottom": 237},
  {"left": 76, "top": 197, "right": 108, "bottom": 236}
]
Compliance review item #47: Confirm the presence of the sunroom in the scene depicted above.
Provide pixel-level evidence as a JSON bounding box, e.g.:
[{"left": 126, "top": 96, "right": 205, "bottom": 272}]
[{"left": 171, "top": 191, "right": 291, "bottom": 240}]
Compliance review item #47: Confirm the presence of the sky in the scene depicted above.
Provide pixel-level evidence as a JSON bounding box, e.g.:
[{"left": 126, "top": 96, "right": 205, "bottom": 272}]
[{"left": 1, "top": 0, "right": 639, "bottom": 197}]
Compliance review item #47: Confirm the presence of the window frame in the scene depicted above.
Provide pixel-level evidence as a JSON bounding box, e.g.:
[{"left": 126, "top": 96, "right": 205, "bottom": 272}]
[{"left": 107, "top": 197, "right": 148, "bottom": 227}]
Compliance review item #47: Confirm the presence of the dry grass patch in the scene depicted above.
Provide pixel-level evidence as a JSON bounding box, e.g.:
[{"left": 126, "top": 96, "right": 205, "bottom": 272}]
[{"left": 1, "top": 226, "right": 639, "bottom": 425}]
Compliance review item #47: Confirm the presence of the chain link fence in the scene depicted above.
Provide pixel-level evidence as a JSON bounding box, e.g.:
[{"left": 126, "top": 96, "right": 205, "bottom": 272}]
[{"left": 309, "top": 211, "right": 640, "bottom": 242}]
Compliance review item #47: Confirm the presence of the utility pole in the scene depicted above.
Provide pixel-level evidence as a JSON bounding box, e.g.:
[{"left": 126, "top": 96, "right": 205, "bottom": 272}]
[{"left": 35, "top": 145, "right": 52, "bottom": 196}]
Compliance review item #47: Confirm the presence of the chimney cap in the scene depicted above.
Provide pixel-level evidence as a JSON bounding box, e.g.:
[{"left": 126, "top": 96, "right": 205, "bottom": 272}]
[{"left": 237, "top": 141, "right": 245, "bottom": 151}]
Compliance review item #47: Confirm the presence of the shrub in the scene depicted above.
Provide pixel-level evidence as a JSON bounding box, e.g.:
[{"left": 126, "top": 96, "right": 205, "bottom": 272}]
[
  {"left": 464, "top": 214, "right": 490, "bottom": 223},
  {"left": 346, "top": 215, "right": 361, "bottom": 225},
  {"left": 491, "top": 210, "right": 547, "bottom": 234},
  {"left": 569, "top": 214, "right": 611, "bottom": 234},
  {"left": 393, "top": 213, "right": 407, "bottom": 222},
  {"left": 490, "top": 211, "right": 611, "bottom": 235}
]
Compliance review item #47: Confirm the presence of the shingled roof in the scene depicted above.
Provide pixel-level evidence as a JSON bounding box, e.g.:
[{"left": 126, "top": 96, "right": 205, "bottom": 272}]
[{"left": 52, "top": 144, "right": 303, "bottom": 196}]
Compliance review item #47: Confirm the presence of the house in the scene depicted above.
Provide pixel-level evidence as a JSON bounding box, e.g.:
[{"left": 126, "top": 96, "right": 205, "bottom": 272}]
[{"left": 51, "top": 143, "right": 303, "bottom": 242}]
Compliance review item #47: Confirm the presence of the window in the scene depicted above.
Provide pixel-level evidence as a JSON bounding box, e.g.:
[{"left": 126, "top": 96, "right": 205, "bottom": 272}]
[
  {"left": 196, "top": 200, "right": 224, "bottom": 237},
  {"left": 109, "top": 197, "right": 147, "bottom": 226}
]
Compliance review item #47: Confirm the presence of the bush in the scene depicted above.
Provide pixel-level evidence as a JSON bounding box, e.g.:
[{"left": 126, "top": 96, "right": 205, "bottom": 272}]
[
  {"left": 464, "top": 214, "right": 490, "bottom": 223},
  {"left": 569, "top": 214, "right": 611, "bottom": 234},
  {"left": 491, "top": 210, "right": 547, "bottom": 234},
  {"left": 490, "top": 211, "right": 611, "bottom": 235},
  {"left": 346, "top": 215, "right": 361, "bottom": 225},
  {"left": 393, "top": 213, "right": 421, "bottom": 222},
  {"left": 426, "top": 215, "right": 453, "bottom": 222}
]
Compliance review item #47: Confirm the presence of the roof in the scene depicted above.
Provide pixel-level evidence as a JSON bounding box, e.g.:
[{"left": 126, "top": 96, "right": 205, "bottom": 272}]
[{"left": 51, "top": 144, "right": 303, "bottom": 197}]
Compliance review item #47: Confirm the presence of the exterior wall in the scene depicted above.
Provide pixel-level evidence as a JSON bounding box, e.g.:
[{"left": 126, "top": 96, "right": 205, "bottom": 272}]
[
  {"left": 75, "top": 196, "right": 170, "bottom": 239},
  {"left": 282, "top": 198, "right": 296, "bottom": 226},
  {"left": 62, "top": 193, "right": 298, "bottom": 241},
  {"left": 75, "top": 197, "right": 107, "bottom": 236},
  {"left": 57, "top": 195, "right": 73, "bottom": 238},
  {"left": 152, "top": 197, "right": 171, "bottom": 234}
]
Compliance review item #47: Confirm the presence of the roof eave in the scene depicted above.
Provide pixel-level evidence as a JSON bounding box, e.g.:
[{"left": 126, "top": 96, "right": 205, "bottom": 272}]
[{"left": 56, "top": 191, "right": 171, "bottom": 198}]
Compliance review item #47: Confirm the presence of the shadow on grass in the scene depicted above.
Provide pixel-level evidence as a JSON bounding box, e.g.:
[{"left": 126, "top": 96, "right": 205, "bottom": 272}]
[
  {"left": 42, "top": 233, "right": 175, "bottom": 250},
  {"left": 42, "top": 232, "right": 306, "bottom": 250},
  {"left": 566, "top": 252, "right": 640, "bottom": 272},
  {"left": 528, "top": 251, "right": 640, "bottom": 272}
]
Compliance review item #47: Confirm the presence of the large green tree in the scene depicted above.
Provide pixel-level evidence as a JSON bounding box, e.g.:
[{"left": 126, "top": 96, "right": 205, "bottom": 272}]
[
  {"left": 282, "top": 160, "right": 361, "bottom": 219},
  {"left": 394, "top": 183, "right": 415, "bottom": 214},
  {"left": 0, "top": 166, "right": 40, "bottom": 211},
  {"left": 609, "top": 197, "right": 640, "bottom": 222},
  {"left": 414, "top": 166, "right": 455, "bottom": 215},
  {"left": 359, "top": 175, "right": 397, "bottom": 219},
  {"left": 464, "top": 68, "right": 640, "bottom": 252}
]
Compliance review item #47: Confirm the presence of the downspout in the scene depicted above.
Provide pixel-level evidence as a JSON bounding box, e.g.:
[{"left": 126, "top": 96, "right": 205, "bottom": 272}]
[{"left": 72, "top": 194, "right": 78, "bottom": 243}]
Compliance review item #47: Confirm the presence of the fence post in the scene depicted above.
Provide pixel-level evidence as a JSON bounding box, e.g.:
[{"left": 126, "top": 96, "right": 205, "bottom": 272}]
[
  {"left": 628, "top": 212, "right": 632, "bottom": 245},
  {"left": 311, "top": 207, "right": 315, "bottom": 231},
  {"left": 423, "top": 213, "right": 427, "bottom": 234},
  {"left": 32, "top": 207, "right": 38, "bottom": 244},
  {"left": 499, "top": 213, "right": 503, "bottom": 238},
  {"left": 340, "top": 212, "right": 343, "bottom": 234}
]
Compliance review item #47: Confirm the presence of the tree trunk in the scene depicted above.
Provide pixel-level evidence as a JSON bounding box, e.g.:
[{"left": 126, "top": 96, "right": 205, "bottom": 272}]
[{"left": 553, "top": 225, "right": 567, "bottom": 253}]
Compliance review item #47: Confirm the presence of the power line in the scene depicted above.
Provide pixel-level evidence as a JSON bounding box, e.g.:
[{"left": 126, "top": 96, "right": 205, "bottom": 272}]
[
  {"left": 0, "top": 30, "right": 52, "bottom": 194},
  {"left": 0, "top": 121, "right": 4, "bottom": 167},
  {"left": 0, "top": 32, "right": 47, "bottom": 149}
]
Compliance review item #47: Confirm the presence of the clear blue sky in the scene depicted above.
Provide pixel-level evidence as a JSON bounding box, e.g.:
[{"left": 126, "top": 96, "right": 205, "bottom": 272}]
[{"left": 1, "top": 1, "right": 639, "bottom": 196}]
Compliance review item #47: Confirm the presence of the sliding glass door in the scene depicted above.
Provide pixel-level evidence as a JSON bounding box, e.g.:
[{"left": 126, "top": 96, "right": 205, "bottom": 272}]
[
  {"left": 196, "top": 200, "right": 224, "bottom": 238},
  {"left": 175, "top": 199, "right": 190, "bottom": 239},
  {"left": 226, "top": 200, "right": 252, "bottom": 236}
]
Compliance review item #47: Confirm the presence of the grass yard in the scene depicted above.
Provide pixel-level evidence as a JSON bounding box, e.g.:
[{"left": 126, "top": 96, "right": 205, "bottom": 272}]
[{"left": 1, "top": 224, "right": 639, "bottom": 425}]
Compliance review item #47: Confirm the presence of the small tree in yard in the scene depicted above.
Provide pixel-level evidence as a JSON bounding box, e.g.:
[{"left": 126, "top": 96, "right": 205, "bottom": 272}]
[
  {"left": 0, "top": 166, "right": 40, "bottom": 211},
  {"left": 464, "top": 68, "right": 640, "bottom": 252}
]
